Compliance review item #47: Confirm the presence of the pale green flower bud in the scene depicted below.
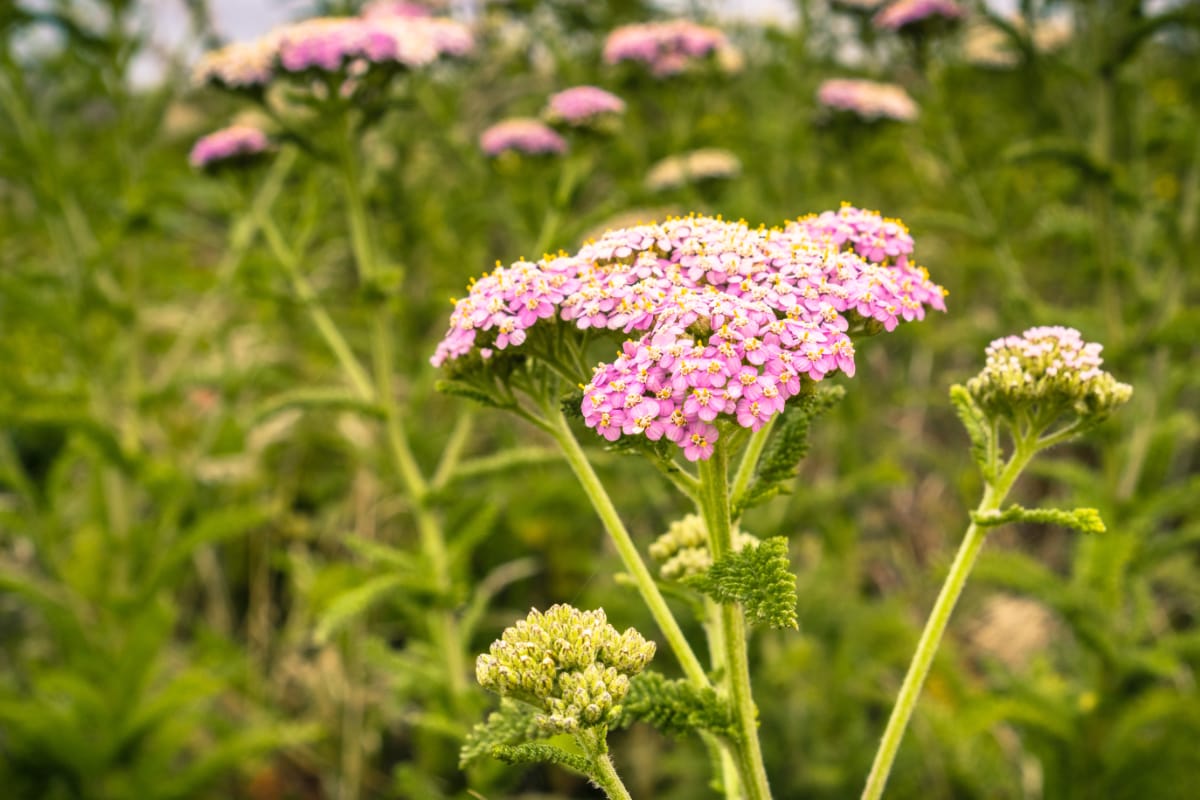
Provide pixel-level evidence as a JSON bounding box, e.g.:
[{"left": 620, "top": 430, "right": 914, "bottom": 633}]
[
  {"left": 475, "top": 604, "right": 656, "bottom": 732},
  {"left": 650, "top": 513, "right": 760, "bottom": 580},
  {"left": 966, "top": 326, "right": 1131, "bottom": 426}
]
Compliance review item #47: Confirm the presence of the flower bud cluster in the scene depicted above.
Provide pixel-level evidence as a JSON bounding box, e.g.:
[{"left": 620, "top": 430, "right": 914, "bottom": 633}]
[
  {"left": 649, "top": 514, "right": 759, "bottom": 580},
  {"left": 432, "top": 207, "right": 944, "bottom": 461},
  {"left": 603, "top": 20, "right": 730, "bottom": 77},
  {"left": 817, "top": 78, "right": 919, "bottom": 123},
  {"left": 966, "top": 326, "right": 1132, "bottom": 422},
  {"left": 475, "top": 605, "right": 655, "bottom": 734},
  {"left": 193, "top": 9, "right": 472, "bottom": 90}
]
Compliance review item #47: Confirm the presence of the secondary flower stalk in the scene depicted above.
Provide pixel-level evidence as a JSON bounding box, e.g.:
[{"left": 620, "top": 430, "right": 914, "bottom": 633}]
[{"left": 861, "top": 327, "right": 1131, "bottom": 800}]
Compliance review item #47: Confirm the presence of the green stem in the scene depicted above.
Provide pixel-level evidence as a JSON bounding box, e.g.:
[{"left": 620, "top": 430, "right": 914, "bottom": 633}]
[
  {"left": 152, "top": 148, "right": 296, "bottom": 390},
  {"left": 860, "top": 445, "right": 1033, "bottom": 800},
  {"left": 371, "top": 308, "right": 469, "bottom": 705},
  {"left": 586, "top": 735, "right": 634, "bottom": 800},
  {"left": 340, "top": 121, "right": 377, "bottom": 287},
  {"left": 730, "top": 419, "right": 775, "bottom": 509},
  {"left": 703, "top": 597, "right": 743, "bottom": 800},
  {"left": 533, "top": 153, "right": 585, "bottom": 256},
  {"left": 696, "top": 440, "right": 773, "bottom": 800},
  {"left": 259, "top": 215, "right": 376, "bottom": 402},
  {"left": 337, "top": 128, "right": 469, "bottom": 704},
  {"left": 544, "top": 406, "right": 709, "bottom": 688}
]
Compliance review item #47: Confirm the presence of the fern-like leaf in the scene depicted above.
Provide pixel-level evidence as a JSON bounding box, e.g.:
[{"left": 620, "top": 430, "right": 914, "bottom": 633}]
[
  {"left": 973, "top": 504, "right": 1107, "bottom": 535},
  {"left": 615, "top": 671, "right": 737, "bottom": 740},
  {"left": 685, "top": 537, "right": 798, "bottom": 629},
  {"left": 490, "top": 742, "right": 594, "bottom": 776},
  {"left": 734, "top": 386, "right": 843, "bottom": 515},
  {"left": 949, "top": 384, "right": 995, "bottom": 480},
  {"left": 459, "top": 700, "right": 544, "bottom": 768}
]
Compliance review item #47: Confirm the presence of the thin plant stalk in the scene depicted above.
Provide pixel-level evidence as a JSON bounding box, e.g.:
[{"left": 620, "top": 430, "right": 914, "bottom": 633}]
[
  {"left": 696, "top": 439, "right": 773, "bottom": 800},
  {"left": 543, "top": 406, "right": 710, "bottom": 688},
  {"left": 152, "top": 148, "right": 297, "bottom": 390},
  {"left": 338, "top": 143, "right": 471, "bottom": 705},
  {"left": 861, "top": 444, "right": 1034, "bottom": 800}
]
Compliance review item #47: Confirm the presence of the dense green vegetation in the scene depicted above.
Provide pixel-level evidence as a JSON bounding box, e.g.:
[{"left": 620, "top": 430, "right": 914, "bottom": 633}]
[{"left": 1, "top": 1, "right": 1197, "bottom": 798}]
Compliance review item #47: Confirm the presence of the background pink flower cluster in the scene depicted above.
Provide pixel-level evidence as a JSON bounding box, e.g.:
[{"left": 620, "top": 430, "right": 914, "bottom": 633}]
[
  {"left": 603, "top": 20, "right": 729, "bottom": 77},
  {"left": 433, "top": 206, "right": 945, "bottom": 460},
  {"left": 194, "top": 7, "right": 473, "bottom": 89}
]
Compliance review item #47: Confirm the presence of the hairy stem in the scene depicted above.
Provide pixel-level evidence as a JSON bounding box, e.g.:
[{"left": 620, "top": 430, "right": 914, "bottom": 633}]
[
  {"left": 730, "top": 419, "right": 775, "bottom": 510},
  {"left": 544, "top": 406, "right": 710, "bottom": 688},
  {"left": 697, "top": 441, "right": 772, "bottom": 800},
  {"left": 585, "top": 731, "right": 634, "bottom": 800},
  {"left": 861, "top": 445, "right": 1033, "bottom": 800}
]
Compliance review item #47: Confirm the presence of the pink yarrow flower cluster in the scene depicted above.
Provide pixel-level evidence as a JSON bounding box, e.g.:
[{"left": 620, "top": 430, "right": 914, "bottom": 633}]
[
  {"left": 603, "top": 20, "right": 729, "bottom": 77},
  {"left": 817, "top": 78, "right": 919, "bottom": 122},
  {"left": 189, "top": 124, "right": 270, "bottom": 169},
  {"left": 480, "top": 118, "right": 568, "bottom": 157},
  {"left": 432, "top": 208, "right": 945, "bottom": 461},
  {"left": 874, "top": 0, "right": 965, "bottom": 31},
  {"left": 544, "top": 86, "right": 626, "bottom": 127},
  {"left": 193, "top": 11, "right": 472, "bottom": 89}
]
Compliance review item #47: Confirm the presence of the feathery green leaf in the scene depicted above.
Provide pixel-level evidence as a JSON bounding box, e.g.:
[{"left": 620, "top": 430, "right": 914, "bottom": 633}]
[
  {"left": 460, "top": 700, "right": 545, "bottom": 768},
  {"left": 615, "top": 671, "right": 737, "bottom": 739},
  {"left": 685, "top": 537, "right": 798, "bottom": 629},
  {"left": 950, "top": 384, "right": 995, "bottom": 479},
  {"left": 490, "top": 742, "right": 594, "bottom": 776},
  {"left": 974, "top": 504, "right": 1107, "bottom": 535}
]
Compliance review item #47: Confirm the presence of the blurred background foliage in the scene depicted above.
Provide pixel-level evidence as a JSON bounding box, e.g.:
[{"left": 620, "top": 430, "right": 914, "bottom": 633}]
[{"left": 0, "top": 0, "right": 1197, "bottom": 798}]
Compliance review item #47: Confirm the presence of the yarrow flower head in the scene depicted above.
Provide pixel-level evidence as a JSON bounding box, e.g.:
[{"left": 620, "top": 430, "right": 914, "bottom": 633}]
[
  {"left": 432, "top": 206, "right": 945, "bottom": 461},
  {"left": 193, "top": 39, "right": 278, "bottom": 90},
  {"left": 645, "top": 148, "right": 742, "bottom": 192},
  {"left": 817, "top": 78, "right": 919, "bottom": 122},
  {"left": 193, "top": 11, "right": 472, "bottom": 92},
  {"left": 480, "top": 118, "right": 568, "bottom": 157},
  {"left": 874, "top": 0, "right": 965, "bottom": 32},
  {"left": 649, "top": 514, "right": 759, "bottom": 580},
  {"left": 966, "top": 326, "right": 1132, "bottom": 424},
  {"left": 188, "top": 124, "right": 271, "bottom": 170},
  {"left": 544, "top": 85, "right": 626, "bottom": 129},
  {"left": 474, "top": 605, "right": 655, "bottom": 734},
  {"left": 603, "top": 20, "right": 730, "bottom": 77}
]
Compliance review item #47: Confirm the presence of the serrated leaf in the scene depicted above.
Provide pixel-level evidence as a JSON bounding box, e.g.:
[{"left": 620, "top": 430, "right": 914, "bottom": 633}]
[
  {"left": 974, "top": 504, "right": 1106, "bottom": 535},
  {"left": 734, "top": 386, "right": 843, "bottom": 515},
  {"left": 491, "top": 742, "right": 594, "bottom": 776},
  {"left": 614, "top": 671, "right": 737, "bottom": 740},
  {"left": 949, "top": 384, "right": 995, "bottom": 479},
  {"left": 460, "top": 699, "right": 544, "bottom": 768},
  {"left": 685, "top": 537, "right": 798, "bottom": 629},
  {"left": 253, "top": 387, "right": 383, "bottom": 424}
]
